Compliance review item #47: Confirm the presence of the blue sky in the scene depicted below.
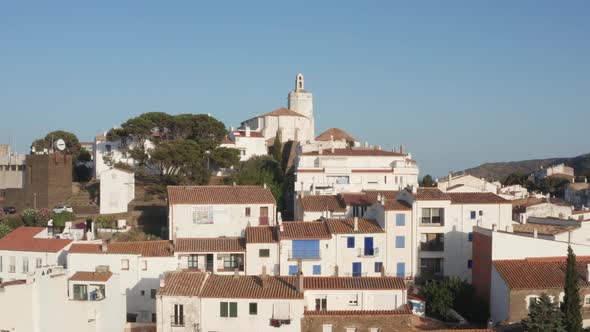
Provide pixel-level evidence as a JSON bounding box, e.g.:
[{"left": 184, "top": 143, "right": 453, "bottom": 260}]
[{"left": 0, "top": 1, "right": 588, "bottom": 177}]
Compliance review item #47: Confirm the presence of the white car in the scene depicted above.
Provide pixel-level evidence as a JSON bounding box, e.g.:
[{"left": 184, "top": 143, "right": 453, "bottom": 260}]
[{"left": 53, "top": 205, "right": 74, "bottom": 214}]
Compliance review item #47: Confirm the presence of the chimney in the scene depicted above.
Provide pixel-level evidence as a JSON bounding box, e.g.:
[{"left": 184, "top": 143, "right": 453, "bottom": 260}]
[
  {"left": 100, "top": 240, "right": 108, "bottom": 253},
  {"left": 296, "top": 268, "right": 304, "bottom": 293},
  {"left": 230, "top": 126, "right": 235, "bottom": 132},
  {"left": 448, "top": 172, "right": 453, "bottom": 187},
  {"left": 353, "top": 217, "right": 359, "bottom": 232},
  {"left": 380, "top": 264, "right": 385, "bottom": 277},
  {"left": 586, "top": 264, "right": 590, "bottom": 282},
  {"left": 376, "top": 145, "right": 381, "bottom": 151},
  {"left": 411, "top": 185, "right": 418, "bottom": 194},
  {"left": 245, "top": 125, "right": 251, "bottom": 137},
  {"left": 263, "top": 183, "right": 267, "bottom": 189},
  {"left": 506, "top": 224, "right": 514, "bottom": 233},
  {"left": 400, "top": 144, "right": 404, "bottom": 154},
  {"left": 331, "top": 146, "right": 335, "bottom": 154},
  {"left": 232, "top": 181, "right": 237, "bottom": 186},
  {"left": 533, "top": 228, "right": 538, "bottom": 238},
  {"left": 393, "top": 146, "right": 397, "bottom": 153},
  {"left": 262, "top": 265, "right": 267, "bottom": 277},
  {"left": 334, "top": 265, "right": 339, "bottom": 277},
  {"left": 160, "top": 277, "right": 166, "bottom": 288},
  {"left": 330, "top": 135, "right": 334, "bottom": 142},
  {"left": 492, "top": 224, "right": 497, "bottom": 232}
]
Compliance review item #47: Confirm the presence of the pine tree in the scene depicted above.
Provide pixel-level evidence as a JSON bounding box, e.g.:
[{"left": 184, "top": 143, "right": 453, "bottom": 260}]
[
  {"left": 525, "top": 293, "right": 565, "bottom": 332},
  {"left": 272, "top": 130, "right": 282, "bottom": 165},
  {"left": 562, "top": 245, "right": 583, "bottom": 332}
]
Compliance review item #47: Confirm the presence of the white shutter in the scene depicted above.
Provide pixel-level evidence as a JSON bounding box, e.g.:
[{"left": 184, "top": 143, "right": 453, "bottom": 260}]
[{"left": 273, "top": 303, "right": 290, "bottom": 320}]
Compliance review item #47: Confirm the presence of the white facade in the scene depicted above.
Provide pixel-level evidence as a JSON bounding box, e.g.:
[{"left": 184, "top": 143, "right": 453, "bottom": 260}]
[
  {"left": 437, "top": 173, "right": 500, "bottom": 193},
  {"left": 246, "top": 242, "right": 280, "bottom": 276},
  {"left": 93, "top": 133, "right": 154, "bottom": 179},
  {"left": 279, "top": 237, "right": 335, "bottom": 277},
  {"left": 221, "top": 127, "right": 268, "bottom": 161},
  {"left": 0, "top": 144, "right": 25, "bottom": 190},
  {"left": 99, "top": 168, "right": 135, "bottom": 214}
]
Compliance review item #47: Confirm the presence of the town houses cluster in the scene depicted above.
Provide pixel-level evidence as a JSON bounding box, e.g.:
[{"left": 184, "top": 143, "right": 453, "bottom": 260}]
[{"left": 0, "top": 74, "right": 589, "bottom": 332}]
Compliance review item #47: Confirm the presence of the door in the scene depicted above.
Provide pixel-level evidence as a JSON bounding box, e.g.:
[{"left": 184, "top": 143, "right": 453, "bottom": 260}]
[
  {"left": 206, "top": 254, "right": 214, "bottom": 272},
  {"left": 260, "top": 206, "right": 269, "bottom": 225},
  {"left": 364, "top": 237, "right": 374, "bottom": 256},
  {"left": 352, "top": 262, "right": 362, "bottom": 277}
]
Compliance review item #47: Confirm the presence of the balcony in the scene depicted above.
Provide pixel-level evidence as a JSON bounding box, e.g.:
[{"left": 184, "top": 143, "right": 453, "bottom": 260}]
[
  {"left": 345, "top": 272, "right": 368, "bottom": 277},
  {"left": 420, "top": 234, "right": 444, "bottom": 251},
  {"left": 288, "top": 250, "right": 321, "bottom": 261},
  {"left": 259, "top": 216, "right": 270, "bottom": 226},
  {"left": 170, "top": 315, "right": 184, "bottom": 327},
  {"left": 357, "top": 247, "right": 380, "bottom": 257}
]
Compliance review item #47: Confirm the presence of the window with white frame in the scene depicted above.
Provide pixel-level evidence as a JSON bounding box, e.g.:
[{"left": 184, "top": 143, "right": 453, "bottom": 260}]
[
  {"left": 526, "top": 295, "right": 540, "bottom": 310},
  {"left": 348, "top": 294, "right": 359, "bottom": 306},
  {"left": 9, "top": 256, "right": 15, "bottom": 273},
  {"left": 584, "top": 295, "right": 590, "bottom": 307},
  {"left": 22, "top": 257, "right": 29, "bottom": 273},
  {"left": 121, "top": 259, "right": 129, "bottom": 270},
  {"left": 36, "top": 257, "right": 42, "bottom": 268}
]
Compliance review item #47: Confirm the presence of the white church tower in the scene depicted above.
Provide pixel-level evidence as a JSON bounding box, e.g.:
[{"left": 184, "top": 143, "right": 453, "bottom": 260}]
[{"left": 288, "top": 73, "right": 315, "bottom": 140}]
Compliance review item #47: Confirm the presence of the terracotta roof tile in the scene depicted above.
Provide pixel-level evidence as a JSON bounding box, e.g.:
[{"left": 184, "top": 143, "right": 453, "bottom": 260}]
[
  {"left": 68, "top": 240, "right": 174, "bottom": 257},
  {"left": 232, "top": 130, "right": 264, "bottom": 138},
  {"left": 300, "top": 148, "right": 406, "bottom": 157},
  {"left": 383, "top": 199, "right": 412, "bottom": 211},
  {"left": 325, "top": 218, "right": 384, "bottom": 234},
  {"left": 221, "top": 136, "right": 234, "bottom": 145},
  {"left": 512, "top": 223, "right": 578, "bottom": 236},
  {"left": 200, "top": 274, "right": 303, "bottom": 299},
  {"left": 340, "top": 191, "right": 399, "bottom": 206},
  {"left": 175, "top": 238, "right": 245, "bottom": 252},
  {"left": 280, "top": 221, "right": 331, "bottom": 240},
  {"left": 159, "top": 271, "right": 207, "bottom": 297},
  {"left": 494, "top": 256, "right": 590, "bottom": 289},
  {"left": 69, "top": 271, "right": 112, "bottom": 282},
  {"left": 300, "top": 195, "right": 346, "bottom": 212},
  {"left": 246, "top": 226, "right": 278, "bottom": 244},
  {"left": 448, "top": 192, "right": 509, "bottom": 205},
  {"left": 167, "top": 185, "right": 276, "bottom": 205},
  {"left": 315, "top": 128, "right": 357, "bottom": 142},
  {"left": 0, "top": 227, "right": 72, "bottom": 253},
  {"left": 303, "top": 276, "right": 406, "bottom": 290},
  {"left": 261, "top": 108, "right": 307, "bottom": 118},
  {"left": 415, "top": 188, "right": 451, "bottom": 201},
  {"left": 304, "top": 306, "right": 412, "bottom": 316}
]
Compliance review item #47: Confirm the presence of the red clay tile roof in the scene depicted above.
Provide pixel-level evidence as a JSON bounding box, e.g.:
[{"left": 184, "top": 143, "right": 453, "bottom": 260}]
[
  {"left": 221, "top": 136, "right": 234, "bottom": 144},
  {"left": 324, "top": 218, "right": 384, "bottom": 234},
  {"left": 0, "top": 227, "right": 72, "bottom": 253},
  {"left": 159, "top": 271, "right": 207, "bottom": 297},
  {"left": 304, "top": 276, "right": 406, "bottom": 290},
  {"left": 68, "top": 241, "right": 174, "bottom": 257},
  {"left": 494, "top": 256, "right": 590, "bottom": 290},
  {"left": 246, "top": 226, "right": 278, "bottom": 244},
  {"left": 261, "top": 108, "right": 307, "bottom": 118},
  {"left": 315, "top": 128, "right": 357, "bottom": 142},
  {"left": 199, "top": 274, "right": 303, "bottom": 299},
  {"left": 69, "top": 271, "right": 112, "bottom": 282},
  {"left": 415, "top": 188, "right": 451, "bottom": 201},
  {"left": 340, "top": 191, "right": 399, "bottom": 206},
  {"left": 383, "top": 199, "right": 412, "bottom": 211},
  {"left": 280, "top": 221, "right": 331, "bottom": 240},
  {"left": 300, "top": 148, "right": 406, "bottom": 157},
  {"left": 445, "top": 184, "right": 465, "bottom": 191},
  {"left": 300, "top": 195, "right": 346, "bottom": 212},
  {"left": 0, "top": 280, "right": 27, "bottom": 287},
  {"left": 167, "top": 185, "right": 276, "bottom": 205},
  {"left": 447, "top": 192, "right": 509, "bottom": 205},
  {"left": 512, "top": 197, "right": 571, "bottom": 208},
  {"left": 175, "top": 238, "right": 245, "bottom": 252},
  {"left": 512, "top": 223, "right": 578, "bottom": 236},
  {"left": 304, "top": 306, "right": 412, "bottom": 316},
  {"left": 232, "top": 130, "right": 264, "bottom": 138}
]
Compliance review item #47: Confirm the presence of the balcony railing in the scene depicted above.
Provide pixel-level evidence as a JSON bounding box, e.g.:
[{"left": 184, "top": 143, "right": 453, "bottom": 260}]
[
  {"left": 420, "top": 242, "right": 444, "bottom": 251},
  {"left": 345, "top": 272, "right": 368, "bottom": 277},
  {"left": 357, "top": 247, "right": 380, "bottom": 257},
  {"left": 420, "top": 217, "right": 444, "bottom": 226},
  {"left": 288, "top": 250, "right": 321, "bottom": 260},
  {"left": 171, "top": 315, "right": 185, "bottom": 327}
]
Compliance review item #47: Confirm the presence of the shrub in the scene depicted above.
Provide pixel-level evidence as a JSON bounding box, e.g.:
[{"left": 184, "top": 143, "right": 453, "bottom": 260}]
[
  {"left": 21, "top": 208, "right": 38, "bottom": 226},
  {"left": 4, "top": 215, "right": 24, "bottom": 229},
  {"left": 0, "top": 223, "right": 12, "bottom": 238},
  {"left": 95, "top": 215, "right": 115, "bottom": 229},
  {"left": 51, "top": 211, "right": 77, "bottom": 227}
]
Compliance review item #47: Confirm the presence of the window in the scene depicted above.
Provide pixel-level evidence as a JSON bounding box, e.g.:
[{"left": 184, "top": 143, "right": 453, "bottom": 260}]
[
  {"left": 141, "top": 290, "right": 145, "bottom": 296},
  {"left": 479, "top": 210, "right": 484, "bottom": 216},
  {"left": 420, "top": 233, "right": 444, "bottom": 251},
  {"left": 313, "top": 265, "right": 321, "bottom": 275},
  {"left": 315, "top": 297, "right": 327, "bottom": 311},
  {"left": 421, "top": 208, "right": 444, "bottom": 225},
  {"left": 105, "top": 144, "right": 112, "bottom": 152},
  {"left": 347, "top": 237, "right": 355, "bottom": 248},
  {"left": 470, "top": 211, "right": 477, "bottom": 220},
  {"left": 584, "top": 295, "right": 590, "bottom": 307},
  {"left": 395, "top": 236, "right": 405, "bottom": 248},
  {"left": 374, "top": 262, "right": 383, "bottom": 273},
  {"left": 150, "top": 289, "right": 156, "bottom": 299},
  {"left": 73, "top": 284, "right": 88, "bottom": 300},
  {"left": 173, "top": 304, "right": 184, "bottom": 326},
  {"left": 467, "top": 260, "right": 473, "bottom": 269},
  {"left": 527, "top": 295, "right": 540, "bottom": 309},
  {"left": 36, "top": 257, "right": 42, "bottom": 268},
  {"left": 22, "top": 257, "right": 29, "bottom": 273},
  {"left": 396, "top": 262, "right": 406, "bottom": 278},
  {"left": 142, "top": 260, "right": 147, "bottom": 271},
  {"left": 291, "top": 240, "right": 320, "bottom": 259},
  {"left": 364, "top": 237, "right": 374, "bottom": 256},
  {"left": 220, "top": 302, "right": 229, "bottom": 317},
  {"left": 245, "top": 207, "right": 251, "bottom": 217},
  {"left": 348, "top": 294, "right": 359, "bottom": 306},
  {"left": 188, "top": 255, "right": 198, "bottom": 269},
  {"left": 322, "top": 324, "right": 333, "bottom": 332},
  {"left": 289, "top": 265, "right": 298, "bottom": 275},
  {"left": 9, "top": 256, "right": 15, "bottom": 273},
  {"left": 346, "top": 328, "right": 357, "bottom": 332},
  {"left": 396, "top": 214, "right": 405, "bottom": 226},
  {"left": 121, "top": 259, "right": 129, "bottom": 270},
  {"left": 152, "top": 313, "right": 157, "bottom": 323},
  {"left": 468, "top": 233, "right": 473, "bottom": 241},
  {"left": 230, "top": 302, "right": 238, "bottom": 317},
  {"left": 259, "top": 249, "right": 270, "bottom": 257},
  {"left": 249, "top": 302, "right": 258, "bottom": 315}
]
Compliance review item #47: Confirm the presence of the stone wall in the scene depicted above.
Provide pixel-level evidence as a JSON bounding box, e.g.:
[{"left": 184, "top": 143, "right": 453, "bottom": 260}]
[{"left": 301, "top": 313, "right": 413, "bottom": 332}]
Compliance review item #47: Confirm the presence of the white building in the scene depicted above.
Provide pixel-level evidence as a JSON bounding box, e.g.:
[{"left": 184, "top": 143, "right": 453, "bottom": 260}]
[
  {"left": 512, "top": 196, "right": 573, "bottom": 221},
  {"left": 67, "top": 240, "right": 176, "bottom": 323},
  {"left": 278, "top": 221, "right": 335, "bottom": 277},
  {"left": 220, "top": 127, "right": 268, "bottom": 161},
  {"left": 240, "top": 73, "right": 315, "bottom": 144},
  {"left": 99, "top": 167, "right": 135, "bottom": 214},
  {"left": 167, "top": 185, "right": 276, "bottom": 240},
  {"left": 174, "top": 237, "right": 246, "bottom": 275},
  {"left": 93, "top": 133, "right": 154, "bottom": 179},
  {"left": 294, "top": 147, "right": 419, "bottom": 196},
  {"left": 437, "top": 173, "right": 501, "bottom": 193},
  {"left": 532, "top": 163, "right": 575, "bottom": 182},
  {"left": 0, "top": 226, "right": 73, "bottom": 281},
  {"left": 498, "top": 184, "right": 529, "bottom": 200},
  {"left": 300, "top": 127, "right": 360, "bottom": 154},
  {"left": 565, "top": 181, "right": 590, "bottom": 209},
  {"left": 245, "top": 226, "right": 279, "bottom": 276},
  {"left": 0, "top": 144, "right": 25, "bottom": 190},
  {"left": 0, "top": 266, "right": 126, "bottom": 332}
]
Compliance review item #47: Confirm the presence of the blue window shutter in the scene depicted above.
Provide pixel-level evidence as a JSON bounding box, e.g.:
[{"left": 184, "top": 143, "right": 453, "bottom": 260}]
[
  {"left": 364, "top": 237, "right": 374, "bottom": 256},
  {"left": 313, "top": 265, "right": 321, "bottom": 275},
  {"left": 292, "top": 240, "right": 320, "bottom": 259},
  {"left": 347, "top": 237, "right": 355, "bottom": 248},
  {"left": 352, "top": 262, "right": 362, "bottom": 277},
  {"left": 289, "top": 265, "right": 297, "bottom": 275},
  {"left": 396, "top": 214, "right": 405, "bottom": 226},
  {"left": 470, "top": 211, "right": 476, "bottom": 220},
  {"left": 396, "top": 263, "right": 406, "bottom": 278},
  {"left": 468, "top": 233, "right": 473, "bottom": 241},
  {"left": 395, "top": 236, "right": 405, "bottom": 248},
  {"left": 374, "top": 262, "right": 383, "bottom": 273},
  {"left": 468, "top": 260, "right": 473, "bottom": 269}
]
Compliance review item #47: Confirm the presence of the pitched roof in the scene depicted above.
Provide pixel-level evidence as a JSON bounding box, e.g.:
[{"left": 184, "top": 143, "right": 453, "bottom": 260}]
[
  {"left": 232, "top": 130, "right": 264, "bottom": 138},
  {"left": 324, "top": 218, "right": 384, "bottom": 234},
  {"left": 300, "top": 148, "right": 406, "bottom": 157},
  {"left": 512, "top": 223, "right": 578, "bottom": 236},
  {"left": 0, "top": 227, "right": 72, "bottom": 253},
  {"left": 304, "top": 306, "right": 412, "bottom": 316},
  {"left": 303, "top": 276, "right": 406, "bottom": 290},
  {"left": 246, "top": 226, "right": 278, "bottom": 244},
  {"left": 512, "top": 197, "right": 571, "bottom": 209},
  {"left": 69, "top": 271, "right": 112, "bottom": 282},
  {"left": 447, "top": 192, "right": 509, "bottom": 205},
  {"left": 315, "top": 128, "right": 357, "bottom": 142},
  {"left": 300, "top": 195, "right": 346, "bottom": 212},
  {"left": 159, "top": 271, "right": 207, "bottom": 297},
  {"left": 221, "top": 136, "right": 234, "bottom": 145},
  {"left": 415, "top": 188, "right": 451, "bottom": 201},
  {"left": 68, "top": 240, "right": 174, "bottom": 257},
  {"left": 175, "top": 238, "right": 245, "bottom": 252},
  {"left": 199, "top": 274, "right": 303, "bottom": 299},
  {"left": 280, "top": 221, "right": 332, "bottom": 240},
  {"left": 494, "top": 256, "right": 590, "bottom": 290},
  {"left": 261, "top": 108, "right": 307, "bottom": 118},
  {"left": 167, "top": 185, "right": 276, "bottom": 205},
  {"left": 340, "top": 191, "right": 399, "bottom": 206}
]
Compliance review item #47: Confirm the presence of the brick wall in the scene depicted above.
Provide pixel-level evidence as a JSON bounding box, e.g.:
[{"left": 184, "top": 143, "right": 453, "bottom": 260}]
[
  {"left": 509, "top": 288, "right": 590, "bottom": 322},
  {"left": 300, "top": 313, "right": 413, "bottom": 332},
  {"left": 472, "top": 231, "right": 492, "bottom": 304}
]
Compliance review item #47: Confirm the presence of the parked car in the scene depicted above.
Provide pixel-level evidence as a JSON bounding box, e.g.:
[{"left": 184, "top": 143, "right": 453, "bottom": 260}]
[
  {"left": 53, "top": 205, "right": 74, "bottom": 214},
  {"left": 2, "top": 206, "right": 17, "bottom": 214}
]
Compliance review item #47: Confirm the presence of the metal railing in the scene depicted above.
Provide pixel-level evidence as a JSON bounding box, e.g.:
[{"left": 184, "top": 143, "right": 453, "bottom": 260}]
[
  {"left": 357, "top": 247, "right": 380, "bottom": 257},
  {"left": 420, "top": 241, "right": 444, "bottom": 251},
  {"left": 170, "top": 315, "right": 185, "bottom": 327}
]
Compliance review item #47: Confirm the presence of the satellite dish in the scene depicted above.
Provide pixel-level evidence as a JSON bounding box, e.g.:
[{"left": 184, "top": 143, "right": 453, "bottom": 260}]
[{"left": 55, "top": 139, "right": 66, "bottom": 151}]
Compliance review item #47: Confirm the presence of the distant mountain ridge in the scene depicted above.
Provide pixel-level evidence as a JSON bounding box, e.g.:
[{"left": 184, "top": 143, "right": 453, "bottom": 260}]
[{"left": 461, "top": 153, "right": 590, "bottom": 181}]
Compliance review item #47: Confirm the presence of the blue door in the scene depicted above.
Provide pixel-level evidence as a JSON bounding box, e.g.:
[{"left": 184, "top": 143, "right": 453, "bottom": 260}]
[
  {"left": 352, "top": 262, "right": 362, "bottom": 277},
  {"left": 364, "top": 237, "right": 374, "bottom": 256}
]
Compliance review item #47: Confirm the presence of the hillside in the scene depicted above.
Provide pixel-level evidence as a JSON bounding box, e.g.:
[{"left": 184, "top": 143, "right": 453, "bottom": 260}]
[{"left": 461, "top": 153, "right": 590, "bottom": 181}]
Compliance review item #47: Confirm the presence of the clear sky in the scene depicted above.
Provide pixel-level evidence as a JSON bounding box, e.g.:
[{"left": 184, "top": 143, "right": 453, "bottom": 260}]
[{"left": 0, "top": 1, "right": 588, "bottom": 177}]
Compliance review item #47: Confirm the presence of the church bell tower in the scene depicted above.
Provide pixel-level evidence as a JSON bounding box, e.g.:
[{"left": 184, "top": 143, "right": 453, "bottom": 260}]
[{"left": 288, "top": 73, "right": 315, "bottom": 141}]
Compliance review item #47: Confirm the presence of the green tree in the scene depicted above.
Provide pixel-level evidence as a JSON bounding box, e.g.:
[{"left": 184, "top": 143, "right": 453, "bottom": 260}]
[
  {"left": 562, "top": 246, "right": 583, "bottom": 332},
  {"left": 0, "top": 223, "right": 12, "bottom": 238},
  {"left": 209, "top": 147, "right": 240, "bottom": 169},
  {"left": 421, "top": 174, "right": 435, "bottom": 187},
  {"left": 421, "top": 280, "right": 454, "bottom": 319},
  {"left": 525, "top": 293, "right": 565, "bottom": 332},
  {"left": 272, "top": 130, "right": 282, "bottom": 165},
  {"left": 51, "top": 211, "right": 77, "bottom": 227},
  {"left": 32, "top": 130, "right": 85, "bottom": 162},
  {"left": 503, "top": 172, "right": 527, "bottom": 186},
  {"left": 234, "top": 155, "right": 284, "bottom": 208}
]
